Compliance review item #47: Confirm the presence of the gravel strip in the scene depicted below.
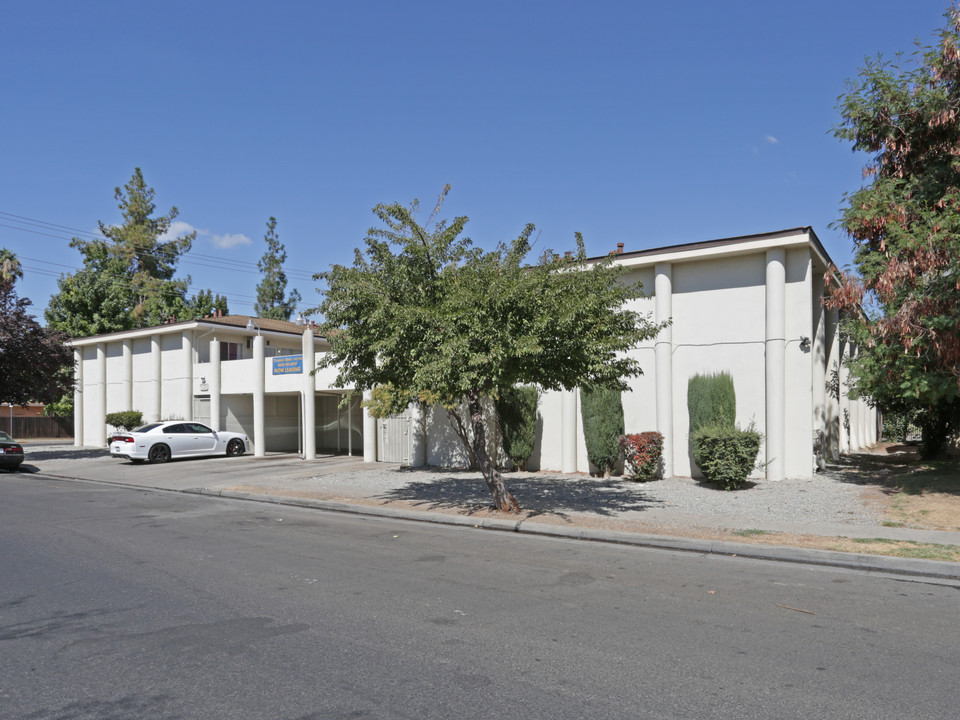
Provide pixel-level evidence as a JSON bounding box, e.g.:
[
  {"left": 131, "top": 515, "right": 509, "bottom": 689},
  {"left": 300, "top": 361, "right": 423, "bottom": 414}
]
[{"left": 304, "top": 465, "right": 882, "bottom": 529}]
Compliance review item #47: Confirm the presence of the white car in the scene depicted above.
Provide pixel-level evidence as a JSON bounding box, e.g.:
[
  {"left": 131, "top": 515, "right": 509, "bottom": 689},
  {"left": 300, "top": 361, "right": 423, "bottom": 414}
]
[{"left": 110, "top": 421, "right": 249, "bottom": 464}]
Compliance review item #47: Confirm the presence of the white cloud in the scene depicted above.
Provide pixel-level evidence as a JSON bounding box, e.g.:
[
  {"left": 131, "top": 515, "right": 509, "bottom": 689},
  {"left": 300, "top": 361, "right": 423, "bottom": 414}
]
[
  {"left": 158, "top": 220, "right": 198, "bottom": 243},
  {"left": 764, "top": 134, "right": 779, "bottom": 145},
  {"left": 210, "top": 232, "right": 252, "bottom": 249},
  {"left": 158, "top": 220, "right": 252, "bottom": 249}
]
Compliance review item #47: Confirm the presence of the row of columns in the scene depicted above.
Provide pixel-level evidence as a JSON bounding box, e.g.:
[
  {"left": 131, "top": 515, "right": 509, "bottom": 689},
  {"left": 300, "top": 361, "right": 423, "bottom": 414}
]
[
  {"left": 76, "top": 334, "right": 193, "bottom": 448},
  {"left": 552, "top": 251, "right": 802, "bottom": 480},
  {"left": 75, "top": 327, "right": 381, "bottom": 461}
]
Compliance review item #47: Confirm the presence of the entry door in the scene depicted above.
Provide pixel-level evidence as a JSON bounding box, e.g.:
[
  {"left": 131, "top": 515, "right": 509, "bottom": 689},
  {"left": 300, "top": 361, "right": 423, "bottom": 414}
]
[{"left": 377, "top": 412, "right": 412, "bottom": 464}]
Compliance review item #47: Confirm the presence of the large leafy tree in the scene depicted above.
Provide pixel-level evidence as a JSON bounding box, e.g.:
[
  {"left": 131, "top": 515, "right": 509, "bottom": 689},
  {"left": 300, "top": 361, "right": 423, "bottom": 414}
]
[
  {"left": 254, "top": 217, "right": 301, "bottom": 321},
  {"left": 46, "top": 168, "right": 201, "bottom": 336},
  {"left": 0, "top": 253, "right": 73, "bottom": 406},
  {"left": 317, "top": 195, "right": 663, "bottom": 512},
  {"left": 827, "top": 7, "right": 960, "bottom": 456}
]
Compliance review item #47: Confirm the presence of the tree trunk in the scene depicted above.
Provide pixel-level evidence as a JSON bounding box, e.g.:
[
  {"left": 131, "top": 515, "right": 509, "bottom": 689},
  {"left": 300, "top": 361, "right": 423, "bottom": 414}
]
[{"left": 467, "top": 389, "right": 520, "bottom": 513}]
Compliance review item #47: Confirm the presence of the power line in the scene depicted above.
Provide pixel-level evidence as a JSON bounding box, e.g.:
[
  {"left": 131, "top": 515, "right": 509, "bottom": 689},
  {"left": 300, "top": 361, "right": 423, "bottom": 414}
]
[{"left": 0, "top": 210, "right": 321, "bottom": 283}]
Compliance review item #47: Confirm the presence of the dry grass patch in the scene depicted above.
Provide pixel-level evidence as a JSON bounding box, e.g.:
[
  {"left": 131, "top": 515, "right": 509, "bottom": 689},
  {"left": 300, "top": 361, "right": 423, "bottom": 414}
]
[{"left": 828, "top": 445, "right": 960, "bottom": 532}]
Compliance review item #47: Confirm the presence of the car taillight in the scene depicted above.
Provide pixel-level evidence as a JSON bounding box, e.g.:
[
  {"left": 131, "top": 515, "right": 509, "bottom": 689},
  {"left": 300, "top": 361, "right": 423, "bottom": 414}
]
[
  {"left": 3, "top": 446, "right": 21, "bottom": 453},
  {"left": 113, "top": 436, "right": 135, "bottom": 443}
]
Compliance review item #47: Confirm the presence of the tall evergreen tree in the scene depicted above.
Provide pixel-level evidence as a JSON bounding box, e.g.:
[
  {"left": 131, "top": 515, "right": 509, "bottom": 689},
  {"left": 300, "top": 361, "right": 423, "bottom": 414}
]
[
  {"left": 46, "top": 168, "right": 202, "bottom": 336},
  {"left": 254, "top": 217, "right": 301, "bottom": 321}
]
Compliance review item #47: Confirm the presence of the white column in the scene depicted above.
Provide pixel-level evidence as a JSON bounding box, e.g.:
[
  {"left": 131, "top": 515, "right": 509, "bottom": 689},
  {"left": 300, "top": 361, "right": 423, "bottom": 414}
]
[
  {"left": 183, "top": 332, "right": 194, "bottom": 421},
  {"left": 812, "top": 272, "right": 827, "bottom": 442},
  {"left": 410, "top": 402, "right": 427, "bottom": 466},
  {"left": 858, "top": 398, "right": 870, "bottom": 448},
  {"left": 839, "top": 340, "right": 851, "bottom": 453},
  {"left": 765, "top": 249, "right": 786, "bottom": 481},
  {"left": 561, "top": 389, "right": 577, "bottom": 473},
  {"left": 94, "top": 342, "right": 107, "bottom": 447},
  {"left": 122, "top": 339, "right": 133, "bottom": 410},
  {"left": 73, "top": 347, "right": 84, "bottom": 447},
  {"left": 150, "top": 334, "right": 162, "bottom": 423},
  {"left": 210, "top": 339, "right": 221, "bottom": 431},
  {"left": 253, "top": 334, "right": 265, "bottom": 456},
  {"left": 301, "top": 327, "right": 316, "bottom": 460},
  {"left": 363, "top": 389, "right": 377, "bottom": 462},
  {"left": 654, "top": 263, "right": 674, "bottom": 478}
]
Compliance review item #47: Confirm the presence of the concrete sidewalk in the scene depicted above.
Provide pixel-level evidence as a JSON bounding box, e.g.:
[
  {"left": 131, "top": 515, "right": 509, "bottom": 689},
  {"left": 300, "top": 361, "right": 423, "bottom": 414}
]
[{"left": 12, "top": 442, "right": 960, "bottom": 582}]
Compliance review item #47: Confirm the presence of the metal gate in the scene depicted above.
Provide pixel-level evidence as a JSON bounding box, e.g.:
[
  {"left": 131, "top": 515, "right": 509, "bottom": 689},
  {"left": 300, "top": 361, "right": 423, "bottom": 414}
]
[{"left": 377, "top": 411, "right": 413, "bottom": 464}]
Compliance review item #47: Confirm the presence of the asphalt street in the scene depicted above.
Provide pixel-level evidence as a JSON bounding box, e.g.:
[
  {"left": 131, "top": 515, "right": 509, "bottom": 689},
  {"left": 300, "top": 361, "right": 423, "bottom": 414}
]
[{"left": 1, "top": 475, "right": 958, "bottom": 720}]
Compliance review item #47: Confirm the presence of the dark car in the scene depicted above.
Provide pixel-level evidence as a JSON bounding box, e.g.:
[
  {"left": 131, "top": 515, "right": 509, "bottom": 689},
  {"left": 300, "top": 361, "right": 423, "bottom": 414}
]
[{"left": 0, "top": 431, "right": 24, "bottom": 471}]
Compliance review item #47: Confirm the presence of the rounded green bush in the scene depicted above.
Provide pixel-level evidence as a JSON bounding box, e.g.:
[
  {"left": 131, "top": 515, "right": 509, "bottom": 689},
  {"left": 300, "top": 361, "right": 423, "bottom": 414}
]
[{"left": 691, "top": 422, "right": 762, "bottom": 490}]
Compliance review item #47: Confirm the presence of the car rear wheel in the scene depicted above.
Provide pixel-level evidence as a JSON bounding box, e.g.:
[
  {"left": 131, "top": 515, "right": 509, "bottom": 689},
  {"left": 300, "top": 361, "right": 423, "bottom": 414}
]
[
  {"left": 148, "top": 444, "right": 171, "bottom": 464},
  {"left": 226, "top": 439, "right": 245, "bottom": 457}
]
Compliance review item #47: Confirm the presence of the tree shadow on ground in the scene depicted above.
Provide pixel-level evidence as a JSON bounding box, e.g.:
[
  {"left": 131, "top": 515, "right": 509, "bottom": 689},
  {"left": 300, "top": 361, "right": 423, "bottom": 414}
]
[
  {"left": 825, "top": 446, "right": 960, "bottom": 496},
  {"left": 378, "top": 469, "right": 665, "bottom": 520}
]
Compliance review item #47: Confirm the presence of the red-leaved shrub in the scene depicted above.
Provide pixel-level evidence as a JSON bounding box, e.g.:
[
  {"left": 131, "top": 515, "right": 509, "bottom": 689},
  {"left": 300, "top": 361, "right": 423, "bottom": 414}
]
[{"left": 618, "top": 432, "right": 664, "bottom": 480}]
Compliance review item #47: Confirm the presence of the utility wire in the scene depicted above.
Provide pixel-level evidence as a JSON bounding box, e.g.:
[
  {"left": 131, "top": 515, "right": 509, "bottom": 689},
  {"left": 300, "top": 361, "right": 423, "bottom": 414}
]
[{"left": 0, "top": 210, "right": 320, "bottom": 283}]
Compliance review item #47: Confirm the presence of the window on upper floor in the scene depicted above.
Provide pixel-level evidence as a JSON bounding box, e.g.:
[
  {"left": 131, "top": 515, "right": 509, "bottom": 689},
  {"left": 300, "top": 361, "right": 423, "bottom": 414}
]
[{"left": 220, "top": 342, "right": 242, "bottom": 361}]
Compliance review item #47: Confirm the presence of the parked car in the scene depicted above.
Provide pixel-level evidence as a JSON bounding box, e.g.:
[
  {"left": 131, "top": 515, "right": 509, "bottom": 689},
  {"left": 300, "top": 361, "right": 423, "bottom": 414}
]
[
  {"left": 0, "top": 431, "right": 25, "bottom": 471},
  {"left": 109, "top": 421, "right": 249, "bottom": 464}
]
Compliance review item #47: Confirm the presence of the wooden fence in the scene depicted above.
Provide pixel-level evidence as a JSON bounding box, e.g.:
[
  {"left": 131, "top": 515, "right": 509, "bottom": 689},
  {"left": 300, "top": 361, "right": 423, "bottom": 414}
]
[{"left": 4, "top": 416, "right": 74, "bottom": 439}]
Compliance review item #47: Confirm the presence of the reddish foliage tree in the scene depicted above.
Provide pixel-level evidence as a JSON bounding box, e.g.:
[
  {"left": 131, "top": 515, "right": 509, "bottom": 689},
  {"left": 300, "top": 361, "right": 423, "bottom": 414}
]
[{"left": 827, "top": 6, "right": 960, "bottom": 455}]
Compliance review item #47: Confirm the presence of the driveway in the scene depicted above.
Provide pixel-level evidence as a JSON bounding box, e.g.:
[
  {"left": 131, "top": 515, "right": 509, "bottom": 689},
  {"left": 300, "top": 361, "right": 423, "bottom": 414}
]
[{"left": 14, "top": 443, "right": 380, "bottom": 493}]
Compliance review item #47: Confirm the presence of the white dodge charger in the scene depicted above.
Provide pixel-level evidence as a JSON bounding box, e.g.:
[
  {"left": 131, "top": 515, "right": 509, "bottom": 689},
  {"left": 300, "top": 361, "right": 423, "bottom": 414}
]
[{"left": 110, "top": 421, "right": 250, "bottom": 464}]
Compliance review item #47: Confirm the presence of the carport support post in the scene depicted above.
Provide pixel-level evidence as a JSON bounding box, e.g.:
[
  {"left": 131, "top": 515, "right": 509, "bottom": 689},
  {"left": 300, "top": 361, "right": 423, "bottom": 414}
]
[
  {"left": 150, "top": 334, "right": 162, "bottom": 423},
  {"left": 301, "top": 327, "right": 316, "bottom": 460},
  {"left": 363, "top": 390, "right": 376, "bottom": 462},
  {"left": 73, "top": 347, "right": 84, "bottom": 447},
  {"left": 94, "top": 342, "right": 107, "bottom": 447},
  {"left": 210, "top": 339, "right": 221, "bottom": 431},
  {"left": 253, "top": 334, "right": 265, "bottom": 457},
  {"left": 122, "top": 339, "right": 133, "bottom": 411}
]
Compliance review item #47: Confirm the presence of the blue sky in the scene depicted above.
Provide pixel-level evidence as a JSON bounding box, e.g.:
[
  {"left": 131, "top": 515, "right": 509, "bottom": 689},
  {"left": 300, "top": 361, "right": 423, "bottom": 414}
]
[{"left": 1, "top": 0, "right": 953, "bottom": 318}]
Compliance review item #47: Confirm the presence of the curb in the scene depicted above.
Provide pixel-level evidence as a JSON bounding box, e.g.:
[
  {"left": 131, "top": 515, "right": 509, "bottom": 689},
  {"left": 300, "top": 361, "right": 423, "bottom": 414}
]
[{"left": 25, "top": 473, "right": 960, "bottom": 582}]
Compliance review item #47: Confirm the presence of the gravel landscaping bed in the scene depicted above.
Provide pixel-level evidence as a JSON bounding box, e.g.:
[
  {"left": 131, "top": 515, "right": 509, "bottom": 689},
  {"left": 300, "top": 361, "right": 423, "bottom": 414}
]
[{"left": 301, "top": 464, "right": 882, "bottom": 530}]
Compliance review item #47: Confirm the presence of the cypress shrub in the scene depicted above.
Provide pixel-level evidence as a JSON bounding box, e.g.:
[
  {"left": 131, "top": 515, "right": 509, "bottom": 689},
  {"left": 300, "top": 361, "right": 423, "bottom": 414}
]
[
  {"left": 496, "top": 385, "right": 539, "bottom": 470},
  {"left": 580, "top": 385, "right": 624, "bottom": 477},
  {"left": 687, "top": 372, "right": 736, "bottom": 433}
]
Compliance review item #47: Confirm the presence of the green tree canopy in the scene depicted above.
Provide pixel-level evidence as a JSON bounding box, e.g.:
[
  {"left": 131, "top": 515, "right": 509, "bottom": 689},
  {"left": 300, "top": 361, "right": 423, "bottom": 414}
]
[
  {"left": 317, "top": 194, "right": 663, "bottom": 512},
  {"left": 827, "top": 7, "right": 960, "bottom": 456},
  {"left": 0, "top": 263, "right": 73, "bottom": 407},
  {"left": 46, "top": 168, "right": 215, "bottom": 336},
  {"left": 255, "top": 217, "right": 301, "bottom": 321}
]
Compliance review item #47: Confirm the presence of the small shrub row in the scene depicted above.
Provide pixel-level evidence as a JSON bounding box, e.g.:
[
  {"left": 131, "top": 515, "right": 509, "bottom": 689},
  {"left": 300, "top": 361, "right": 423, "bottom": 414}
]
[
  {"left": 691, "top": 422, "right": 762, "bottom": 490},
  {"left": 619, "top": 432, "right": 663, "bottom": 480},
  {"left": 106, "top": 411, "right": 143, "bottom": 433}
]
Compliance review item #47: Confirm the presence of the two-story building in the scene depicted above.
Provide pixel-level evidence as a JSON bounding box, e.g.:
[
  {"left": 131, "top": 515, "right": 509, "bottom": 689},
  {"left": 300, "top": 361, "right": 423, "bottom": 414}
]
[{"left": 69, "top": 227, "right": 879, "bottom": 479}]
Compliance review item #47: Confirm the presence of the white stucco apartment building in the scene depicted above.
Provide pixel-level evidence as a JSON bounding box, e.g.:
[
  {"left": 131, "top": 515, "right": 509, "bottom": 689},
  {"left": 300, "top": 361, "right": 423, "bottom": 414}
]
[{"left": 69, "top": 227, "right": 878, "bottom": 480}]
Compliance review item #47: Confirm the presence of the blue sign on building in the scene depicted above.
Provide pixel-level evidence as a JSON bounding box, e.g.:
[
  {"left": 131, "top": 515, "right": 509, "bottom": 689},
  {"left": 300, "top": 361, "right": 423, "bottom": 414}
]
[{"left": 272, "top": 355, "right": 303, "bottom": 375}]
